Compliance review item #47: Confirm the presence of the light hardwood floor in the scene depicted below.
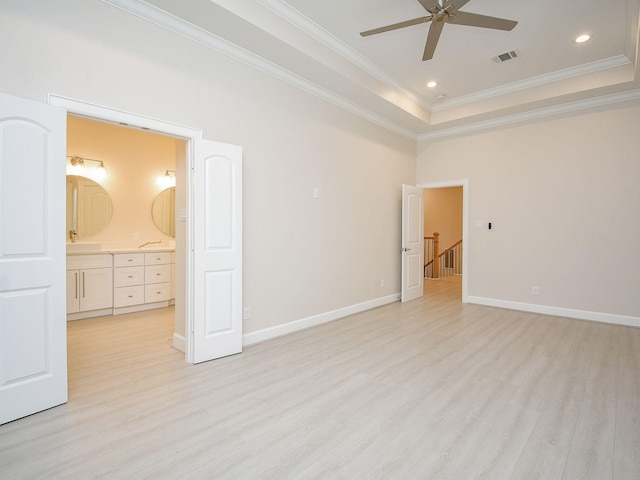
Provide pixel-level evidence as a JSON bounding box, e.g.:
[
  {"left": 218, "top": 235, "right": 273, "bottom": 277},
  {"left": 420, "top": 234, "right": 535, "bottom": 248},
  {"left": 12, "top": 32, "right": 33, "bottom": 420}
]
[{"left": 1, "top": 276, "right": 639, "bottom": 479}]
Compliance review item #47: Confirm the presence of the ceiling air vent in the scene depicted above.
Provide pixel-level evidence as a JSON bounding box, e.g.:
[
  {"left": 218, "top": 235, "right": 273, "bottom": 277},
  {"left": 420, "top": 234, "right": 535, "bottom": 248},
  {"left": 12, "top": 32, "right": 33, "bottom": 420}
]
[{"left": 493, "top": 49, "right": 519, "bottom": 63}]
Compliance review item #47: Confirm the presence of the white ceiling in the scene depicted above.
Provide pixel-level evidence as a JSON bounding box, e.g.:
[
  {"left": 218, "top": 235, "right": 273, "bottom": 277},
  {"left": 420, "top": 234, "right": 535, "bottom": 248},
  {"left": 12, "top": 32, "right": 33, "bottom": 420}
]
[{"left": 112, "top": 0, "right": 640, "bottom": 139}]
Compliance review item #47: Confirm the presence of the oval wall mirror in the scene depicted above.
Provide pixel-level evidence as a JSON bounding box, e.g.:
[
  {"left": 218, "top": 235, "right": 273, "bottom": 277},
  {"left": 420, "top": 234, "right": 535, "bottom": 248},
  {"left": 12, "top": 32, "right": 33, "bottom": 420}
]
[
  {"left": 66, "top": 175, "right": 113, "bottom": 240},
  {"left": 151, "top": 187, "right": 175, "bottom": 238}
]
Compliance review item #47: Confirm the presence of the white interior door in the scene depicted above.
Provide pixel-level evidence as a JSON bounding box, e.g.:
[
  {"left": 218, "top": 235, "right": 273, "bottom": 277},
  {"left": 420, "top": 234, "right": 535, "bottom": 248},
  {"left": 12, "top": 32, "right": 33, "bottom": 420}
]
[
  {"left": 191, "top": 140, "right": 242, "bottom": 364},
  {"left": 401, "top": 184, "right": 424, "bottom": 302},
  {"left": 0, "top": 92, "right": 67, "bottom": 424}
]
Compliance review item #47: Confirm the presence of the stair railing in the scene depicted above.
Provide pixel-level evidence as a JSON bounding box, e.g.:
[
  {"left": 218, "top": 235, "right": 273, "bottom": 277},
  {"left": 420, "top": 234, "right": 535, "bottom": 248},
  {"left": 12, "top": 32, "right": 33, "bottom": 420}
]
[
  {"left": 424, "top": 232, "right": 439, "bottom": 278},
  {"left": 424, "top": 233, "right": 462, "bottom": 279},
  {"left": 438, "top": 240, "right": 462, "bottom": 277}
]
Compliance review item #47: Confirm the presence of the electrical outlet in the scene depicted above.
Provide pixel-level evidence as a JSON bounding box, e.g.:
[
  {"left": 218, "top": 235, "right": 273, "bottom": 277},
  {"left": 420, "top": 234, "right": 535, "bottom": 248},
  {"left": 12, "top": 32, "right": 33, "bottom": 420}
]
[
  {"left": 532, "top": 286, "right": 540, "bottom": 296},
  {"left": 243, "top": 307, "right": 250, "bottom": 320},
  {"left": 133, "top": 232, "right": 139, "bottom": 241},
  {"left": 380, "top": 279, "right": 385, "bottom": 288}
]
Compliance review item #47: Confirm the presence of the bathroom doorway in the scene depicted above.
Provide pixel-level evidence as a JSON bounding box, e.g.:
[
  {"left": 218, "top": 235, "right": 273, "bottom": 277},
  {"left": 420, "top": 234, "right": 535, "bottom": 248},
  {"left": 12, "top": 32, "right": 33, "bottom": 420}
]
[
  {"left": 65, "top": 114, "right": 186, "bottom": 372},
  {"left": 53, "top": 93, "right": 244, "bottom": 367}
]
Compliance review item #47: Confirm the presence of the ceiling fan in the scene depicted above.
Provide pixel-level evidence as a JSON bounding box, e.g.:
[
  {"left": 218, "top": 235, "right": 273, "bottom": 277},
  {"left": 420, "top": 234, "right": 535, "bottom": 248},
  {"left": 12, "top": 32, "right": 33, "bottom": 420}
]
[{"left": 360, "top": 0, "right": 518, "bottom": 61}]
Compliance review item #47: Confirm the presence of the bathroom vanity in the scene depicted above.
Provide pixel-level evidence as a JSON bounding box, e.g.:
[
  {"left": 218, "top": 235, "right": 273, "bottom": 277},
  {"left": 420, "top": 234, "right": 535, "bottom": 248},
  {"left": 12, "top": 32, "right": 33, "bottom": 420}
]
[
  {"left": 66, "top": 248, "right": 175, "bottom": 321},
  {"left": 64, "top": 171, "right": 177, "bottom": 321}
]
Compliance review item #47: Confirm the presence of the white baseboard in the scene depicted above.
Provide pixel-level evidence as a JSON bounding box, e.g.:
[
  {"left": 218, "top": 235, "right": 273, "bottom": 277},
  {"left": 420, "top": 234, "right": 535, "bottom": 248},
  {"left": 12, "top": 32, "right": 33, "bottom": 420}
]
[
  {"left": 67, "top": 308, "right": 113, "bottom": 321},
  {"left": 113, "top": 301, "right": 169, "bottom": 316},
  {"left": 243, "top": 293, "right": 400, "bottom": 346},
  {"left": 467, "top": 296, "right": 640, "bottom": 328},
  {"left": 172, "top": 333, "right": 185, "bottom": 352}
]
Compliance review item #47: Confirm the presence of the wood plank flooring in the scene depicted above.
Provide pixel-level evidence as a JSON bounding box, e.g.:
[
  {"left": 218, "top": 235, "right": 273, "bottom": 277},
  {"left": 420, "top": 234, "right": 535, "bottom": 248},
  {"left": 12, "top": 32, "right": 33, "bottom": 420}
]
[{"left": 1, "top": 276, "right": 639, "bottom": 479}]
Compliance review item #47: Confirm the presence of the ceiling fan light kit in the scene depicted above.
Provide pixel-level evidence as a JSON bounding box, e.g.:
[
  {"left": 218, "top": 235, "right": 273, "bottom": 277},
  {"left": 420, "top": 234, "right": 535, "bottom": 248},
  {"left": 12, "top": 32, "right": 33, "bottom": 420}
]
[{"left": 360, "top": 0, "right": 518, "bottom": 61}]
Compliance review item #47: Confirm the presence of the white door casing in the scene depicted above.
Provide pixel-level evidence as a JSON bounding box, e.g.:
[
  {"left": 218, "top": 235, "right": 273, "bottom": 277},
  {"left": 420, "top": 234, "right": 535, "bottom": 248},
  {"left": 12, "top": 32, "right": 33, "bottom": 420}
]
[
  {"left": 401, "top": 185, "right": 424, "bottom": 302},
  {"left": 48, "top": 95, "right": 244, "bottom": 365},
  {"left": 191, "top": 140, "right": 242, "bottom": 364},
  {"left": 0, "top": 93, "right": 67, "bottom": 424}
]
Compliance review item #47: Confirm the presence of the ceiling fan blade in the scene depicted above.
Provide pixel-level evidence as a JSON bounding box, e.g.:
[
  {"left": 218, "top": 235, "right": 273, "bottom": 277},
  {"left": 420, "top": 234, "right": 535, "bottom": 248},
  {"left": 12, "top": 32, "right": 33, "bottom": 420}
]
[
  {"left": 449, "top": 11, "right": 517, "bottom": 31},
  {"left": 416, "top": 0, "right": 441, "bottom": 14},
  {"left": 423, "top": 20, "right": 445, "bottom": 61},
  {"left": 360, "top": 16, "right": 431, "bottom": 37},
  {"left": 446, "top": 0, "right": 471, "bottom": 10}
]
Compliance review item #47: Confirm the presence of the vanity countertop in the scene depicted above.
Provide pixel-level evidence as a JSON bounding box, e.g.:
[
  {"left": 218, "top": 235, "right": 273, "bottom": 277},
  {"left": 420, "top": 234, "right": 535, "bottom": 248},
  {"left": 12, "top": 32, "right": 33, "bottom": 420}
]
[{"left": 67, "top": 245, "right": 174, "bottom": 255}]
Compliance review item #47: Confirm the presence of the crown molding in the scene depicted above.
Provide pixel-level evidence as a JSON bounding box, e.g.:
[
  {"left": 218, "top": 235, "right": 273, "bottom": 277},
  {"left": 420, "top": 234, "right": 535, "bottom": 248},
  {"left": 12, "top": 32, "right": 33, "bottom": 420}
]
[
  {"left": 433, "top": 56, "right": 632, "bottom": 112},
  {"left": 98, "top": 0, "right": 640, "bottom": 143},
  {"left": 100, "top": 0, "right": 418, "bottom": 140},
  {"left": 255, "top": 0, "right": 639, "bottom": 121},
  {"left": 255, "top": 0, "right": 433, "bottom": 111},
  {"left": 419, "top": 89, "right": 640, "bottom": 142}
]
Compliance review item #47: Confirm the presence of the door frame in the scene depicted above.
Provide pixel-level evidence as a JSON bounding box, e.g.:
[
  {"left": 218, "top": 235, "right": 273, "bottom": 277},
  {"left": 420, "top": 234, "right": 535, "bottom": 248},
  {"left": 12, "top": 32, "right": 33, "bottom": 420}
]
[
  {"left": 418, "top": 179, "right": 469, "bottom": 303},
  {"left": 48, "top": 94, "right": 200, "bottom": 362}
]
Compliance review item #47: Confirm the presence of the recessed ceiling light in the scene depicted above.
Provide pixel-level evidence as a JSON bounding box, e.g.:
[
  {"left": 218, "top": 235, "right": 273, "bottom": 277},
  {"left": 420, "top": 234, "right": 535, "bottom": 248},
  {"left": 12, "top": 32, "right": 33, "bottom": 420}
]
[
  {"left": 575, "top": 34, "right": 591, "bottom": 43},
  {"left": 427, "top": 81, "right": 437, "bottom": 88}
]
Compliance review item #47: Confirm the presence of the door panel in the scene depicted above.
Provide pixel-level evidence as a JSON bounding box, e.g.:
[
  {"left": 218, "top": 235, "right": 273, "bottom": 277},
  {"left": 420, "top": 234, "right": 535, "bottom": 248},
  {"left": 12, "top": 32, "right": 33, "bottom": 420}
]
[
  {"left": 401, "top": 185, "right": 424, "bottom": 302},
  {"left": 0, "top": 92, "right": 67, "bottom": 425},
  {"left": 192, "top": 140, "right": 242, "bottom": 364}
]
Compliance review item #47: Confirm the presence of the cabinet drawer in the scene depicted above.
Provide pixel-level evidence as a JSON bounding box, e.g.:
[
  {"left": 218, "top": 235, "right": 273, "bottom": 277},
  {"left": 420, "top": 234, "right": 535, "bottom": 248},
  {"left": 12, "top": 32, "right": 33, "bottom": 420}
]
[
  {"left": 114, "top": 285, "right": 145, "bottom": 307},
  {"left": 145, "top": 282, "right": 170, "bottom": 303},
  {"left": 145, "top": 264, "right": 170, "bottom": 284},
  {"left": 114, "top": 266, "right": 145, "bottom": 287},
  {"left": 145, "top": 252, "right": 171, "bottom": 265},
  {"left": 114, "top": 253, "right": 144, "bottom": 267},
  {"left": 67, "top": 254, "right": 112, "bottom": 270}
]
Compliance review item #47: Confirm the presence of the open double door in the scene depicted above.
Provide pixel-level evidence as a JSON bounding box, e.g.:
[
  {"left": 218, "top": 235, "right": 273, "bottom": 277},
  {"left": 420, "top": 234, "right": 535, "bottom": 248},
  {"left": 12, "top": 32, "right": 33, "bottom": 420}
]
[{"left": 0, "top": 93, "right": 242, "bottom": 424}]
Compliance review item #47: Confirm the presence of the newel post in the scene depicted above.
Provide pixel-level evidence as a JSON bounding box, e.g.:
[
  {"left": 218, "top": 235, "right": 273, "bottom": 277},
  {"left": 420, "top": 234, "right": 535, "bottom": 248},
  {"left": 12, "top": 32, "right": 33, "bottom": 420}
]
[{"left": 433, "top": 232, "right": 440, "bottom": 279}]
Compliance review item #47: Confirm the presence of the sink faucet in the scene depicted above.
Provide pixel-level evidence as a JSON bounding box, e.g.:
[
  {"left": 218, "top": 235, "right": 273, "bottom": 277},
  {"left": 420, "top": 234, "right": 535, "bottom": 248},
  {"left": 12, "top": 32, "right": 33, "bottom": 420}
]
[
  {"left": 137, "top": 240, "right": 162, "bottom": 249},
  {"left": 69, "top": 230, "right": 77, "bottom": 243}
]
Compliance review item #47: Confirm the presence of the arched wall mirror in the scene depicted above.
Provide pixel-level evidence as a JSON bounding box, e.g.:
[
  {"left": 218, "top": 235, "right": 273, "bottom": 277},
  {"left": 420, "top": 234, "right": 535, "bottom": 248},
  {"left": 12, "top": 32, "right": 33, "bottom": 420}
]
[
  {"left": 152, "top": 187, "right": 175, "bottom": 238},
  {"left": 66, "top": 175, "right": 113, "bottom": 240}
]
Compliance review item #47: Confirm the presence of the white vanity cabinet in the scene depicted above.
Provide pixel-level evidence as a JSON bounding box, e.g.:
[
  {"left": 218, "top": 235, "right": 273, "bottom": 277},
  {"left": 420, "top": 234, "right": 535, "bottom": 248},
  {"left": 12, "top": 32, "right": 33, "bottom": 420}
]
[
  {"left": 67, "top": 250, "right": 174, "bottom": 318},
  {"left": 113, "top": 253, "right": 145, "bottom": 309},
  {"left": 144, "top": 252, "right": 172, "bottom": 303},
  {"left": 66, "top": 254, "right": 114, "bottom": 320},
  {"left": 113, "top": 251, "right": 173, "bottom": 314}
]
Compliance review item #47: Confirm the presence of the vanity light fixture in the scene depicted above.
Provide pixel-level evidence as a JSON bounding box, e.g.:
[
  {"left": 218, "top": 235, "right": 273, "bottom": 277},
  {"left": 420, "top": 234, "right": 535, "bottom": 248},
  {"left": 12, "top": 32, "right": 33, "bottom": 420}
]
[
  {"left": 67, "top": 156, "right": 108, "bottom": 179},
  {"left": 157, "top": 169, "right": 176, "bottom": 188}
]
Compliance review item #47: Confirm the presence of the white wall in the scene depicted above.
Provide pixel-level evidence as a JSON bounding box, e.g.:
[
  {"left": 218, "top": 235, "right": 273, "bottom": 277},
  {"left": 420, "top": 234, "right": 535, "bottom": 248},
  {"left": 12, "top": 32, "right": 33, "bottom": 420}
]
[
  {"left": 423, "top": 187, "right": 463, "bottom": 251},
  {"left": 0, "top": 0, "right": 416, "bottom": 336},
  {"left": 417, "top": 104, "right": 640, "bottom": 321}
]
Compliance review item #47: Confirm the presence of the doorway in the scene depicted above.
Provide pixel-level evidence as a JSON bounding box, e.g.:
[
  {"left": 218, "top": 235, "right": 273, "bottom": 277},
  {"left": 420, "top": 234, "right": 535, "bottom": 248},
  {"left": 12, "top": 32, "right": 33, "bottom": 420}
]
[
  {"left": 419, "top": 180, "right": 469, "bottom": 303},
  {"left": 51, "top": 93, "right": 244, "bottom": 366},
  {"left": 50, "top": 94, "right": 200, "bottom": 360},
  {"left": 65, "top": 115, "right": 184, "bottom": 369}
]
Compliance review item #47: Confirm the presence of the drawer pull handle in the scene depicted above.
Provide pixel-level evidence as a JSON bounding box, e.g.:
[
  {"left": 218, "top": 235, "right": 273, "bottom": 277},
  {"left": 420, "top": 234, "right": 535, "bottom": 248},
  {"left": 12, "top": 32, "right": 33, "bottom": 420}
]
[
  {"left": 128, "top": 295, "right": 134, "bottom": 298},
  {"left": 128, "top": 275, "right": 133, "bottom": 278},
  {"left": 128, "top": 259, "right": 133, "bottom": 262},
  {"left": 156, "top": 273, "right": 161, "bottom": 276}
]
